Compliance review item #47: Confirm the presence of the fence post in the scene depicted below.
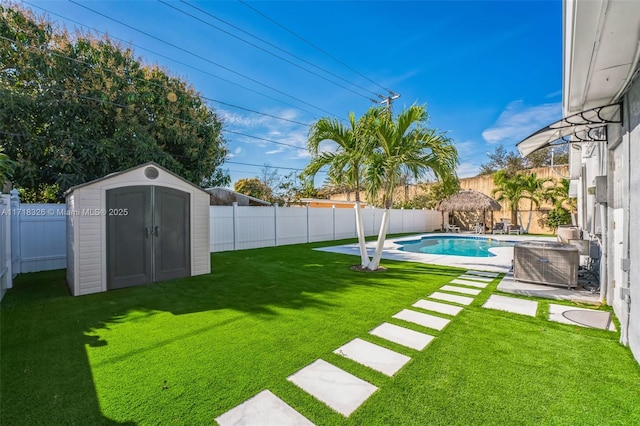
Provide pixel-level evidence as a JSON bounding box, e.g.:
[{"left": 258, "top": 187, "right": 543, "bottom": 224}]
[
  {"left": 232, "top": 202, "right": 238, "bottom": 251},
  {"left": 332, "top": 205, "right": 336, "bottom": 241},
  {"left": 306, "top": 204, "right": 310, "bottom": 243},
  {"left": 10, "top": 189, "right": 20, "bottom": 276},
  {"left": 274, "top": 204, "right": 278, "bottom": 247},
  {"left": 0, "top": 195, "right": 12, "bottom": 294}
]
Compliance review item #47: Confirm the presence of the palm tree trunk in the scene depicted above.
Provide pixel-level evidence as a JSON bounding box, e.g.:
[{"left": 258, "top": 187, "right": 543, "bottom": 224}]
[
  {"left": 367, "top": 207, "right": 390, "bottom": 271},
  {"left": 525, "top": 200, "right": 533, "bottom": 233},
  {"left": 354, "top": 201, "right": 370, "bottom": 267}
]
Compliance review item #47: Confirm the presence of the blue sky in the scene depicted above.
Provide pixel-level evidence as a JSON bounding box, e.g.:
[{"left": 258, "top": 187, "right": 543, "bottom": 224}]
[{"left": 22, "top": 0, "right": 563, "bottom": 187}]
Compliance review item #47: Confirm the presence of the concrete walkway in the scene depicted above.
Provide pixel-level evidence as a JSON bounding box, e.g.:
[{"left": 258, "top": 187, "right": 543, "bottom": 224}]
[
  {"left": 216, "top": 270, "right": 489, "bottom": 424},
  {"left": 216, "top": 260, "right": 617, "bottom": 424}
]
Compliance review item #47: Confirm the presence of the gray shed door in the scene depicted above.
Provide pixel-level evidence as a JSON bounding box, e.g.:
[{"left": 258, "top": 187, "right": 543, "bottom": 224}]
[{"left": 107, "top": 186, "right": 190, "bottom": 290}]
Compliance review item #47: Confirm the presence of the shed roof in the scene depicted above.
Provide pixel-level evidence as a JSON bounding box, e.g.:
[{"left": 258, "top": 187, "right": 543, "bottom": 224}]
[
  {"left": 64, "top": 162, "right": 208, "bottom": 196},
  {"left": 205, "top": 187, "right": 271, "bottom": 206}
]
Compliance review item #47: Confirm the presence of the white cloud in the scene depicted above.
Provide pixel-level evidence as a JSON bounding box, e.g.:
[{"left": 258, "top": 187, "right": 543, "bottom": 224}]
[
  {"left": 457, "top": 161, "right": 482, "bottom": 178},
  {"left": 482, "top": 100, "right": 561, "bottom": 145}
]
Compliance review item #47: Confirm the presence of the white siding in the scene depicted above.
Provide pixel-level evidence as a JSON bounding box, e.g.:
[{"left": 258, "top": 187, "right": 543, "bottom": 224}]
[
  {"left": 624, "top": 80, "right": 640, "bottom": 362},
  {"left": 66, "top": 194, "right": 75, "bottom": 295},
  {"left": 66, "top": 163, "right": 211, "bottom": 296},
  {"left": 193, "top": 191, "right": 210, "bottom": 275}
]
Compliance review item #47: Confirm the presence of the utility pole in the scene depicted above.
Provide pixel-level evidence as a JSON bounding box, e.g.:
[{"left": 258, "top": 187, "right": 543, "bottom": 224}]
[{"left": 374, "top": 91, "right": 401, "bottom": 113}]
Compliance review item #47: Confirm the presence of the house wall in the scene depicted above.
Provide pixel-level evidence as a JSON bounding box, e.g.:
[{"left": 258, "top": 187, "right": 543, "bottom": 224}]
[
  {"left": 575, "top": 78, "right": 640, "bottom": 364},
  {"left": 66, "top": 165, "right": 210, "bottom": 296},
  {"left": 624, "top": 78, "right": 640, "bottom": 361}
]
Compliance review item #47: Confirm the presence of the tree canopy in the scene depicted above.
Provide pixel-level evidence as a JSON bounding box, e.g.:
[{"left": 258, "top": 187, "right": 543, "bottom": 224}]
[
  {"left": 0, "top": 4, "right": 229, "bottom": 201},
  {"left": 479, "top": 144, "right": 568, "bottom": 176}
]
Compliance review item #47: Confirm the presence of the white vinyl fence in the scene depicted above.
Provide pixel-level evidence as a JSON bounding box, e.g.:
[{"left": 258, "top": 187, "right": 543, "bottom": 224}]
[
  {"left": 0, "top": 191, "right": 443, "bottom": 292},
  {"left": 0, "top": 194, "right": 12, "bottom": 300},
  {"left": 210, "top": 204, "right": 443, "bottom": 252}
]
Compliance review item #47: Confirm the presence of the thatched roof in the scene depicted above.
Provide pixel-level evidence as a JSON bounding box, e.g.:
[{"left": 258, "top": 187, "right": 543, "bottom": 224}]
[{"left": 436, "top": 189, "right": 501, "bottom": 212}]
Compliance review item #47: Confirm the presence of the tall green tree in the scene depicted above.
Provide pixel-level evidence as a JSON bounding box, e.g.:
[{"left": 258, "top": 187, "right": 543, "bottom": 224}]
[
  {"left": 491, "top": 170, "right": 538, "bottom": 227},
  {"left": 365, "top": 104, "right": 458, "bottom": 270},
  {"left": 520, "top": 173, "right": 553, "bottom": 233},
  {"left": 303, "top": 111, "right": 375, "bottom": 267},
  {"left": 234, "top": 178, "right": 272, "bottom": 201},
  {"left": 0, "top": 4, "right": 228, "bottom": 201}
]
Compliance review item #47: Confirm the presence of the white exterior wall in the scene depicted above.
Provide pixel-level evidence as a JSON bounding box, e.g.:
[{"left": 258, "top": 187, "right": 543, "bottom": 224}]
[
  {"left": 622, "top": 78, "right": 640, "bottom": 361},
  {"left": 66, "top": 164, "right": 210, "bottom": 296},
  {"left": 573, "top": 79, "right": 640, "bottom": 364}
]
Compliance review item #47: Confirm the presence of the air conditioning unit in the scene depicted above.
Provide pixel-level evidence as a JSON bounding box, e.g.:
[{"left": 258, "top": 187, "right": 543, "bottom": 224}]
[{"left": 513, "top": 241, "right": 579, "bottom": 289}]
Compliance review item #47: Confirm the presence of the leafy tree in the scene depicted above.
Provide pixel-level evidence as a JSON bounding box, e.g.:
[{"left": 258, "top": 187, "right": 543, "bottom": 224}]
[
  {"left": 479, "top": 144, "right": 568, "bottom": 176},
  {"left": 393, "top": 179, "right": 460, "bottom": 209},
  {"left": 303, "top": 110, "right": 376, "bottom": 267},
  {"left": 0, "top": 146, "right": 15, "bottom": 190},
  {"left": 545, "top": 207, "right": 572, "bottom": 234},
  {"left": 234, "top": 178, "right": 272, "bottom": 201},
  {"left": 479, "top": 145, "right": 524, "bottom": 176},
  {"left": 365, "top": 104, "right": 458, "bottom": 270},
  {"left": 276, "top": 171, "right": 315, "bottom": 206},
  {"left": 1, "top": 4, "right": 229, "bottom": 201}
]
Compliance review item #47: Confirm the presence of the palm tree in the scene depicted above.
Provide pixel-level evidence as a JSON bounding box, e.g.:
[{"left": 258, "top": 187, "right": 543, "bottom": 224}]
[
  {"left": 365, "top": 104, "right": 458, "bottom": 270},
  {"left": 520, "top": 173, "right": 553, "bottom": 233},
  {"left": 303, "top": 111, "right": 374, "bottom": 267},
  {"left": 491, "top": 170, "right": 530, "bottom": 227},
  {"left": 491, "top": 169, "right": 547, "bottom": 229}
]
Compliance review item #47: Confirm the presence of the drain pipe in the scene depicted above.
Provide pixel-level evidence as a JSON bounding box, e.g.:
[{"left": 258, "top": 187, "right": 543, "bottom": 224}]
[{"left": 598, "top": 203, "right": 608, "bottom": 304}]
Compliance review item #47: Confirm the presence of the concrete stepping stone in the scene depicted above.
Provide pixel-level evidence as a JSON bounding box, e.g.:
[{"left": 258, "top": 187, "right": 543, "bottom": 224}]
[
  {"left": 482, "top": 294, "right": 538, "bottom": 317},
  {"left": 369, "top": 322, "right": 435, "bottom": 351},
  {"left": 548, "top": 304, "right": 616, "bottom": 331},
  {"left": 392, "top": 309, "right": 450, "bottom": 331},
  {"left": 287, "top": 359, "right": 377, "bottom": 417},
  {"left": 334, "top": 338, "right": 411, "bottom": 376},
  {"left": 440, "top": 285, "right": 481, "bottom": 296},
  {"left": 216, "top": 389, "right": 314, "bottom": 426},
  {"left": 450, "top": 278, "right": 488, "bottom": 289},
  {"left": 429, "top": 291, "right": 474, "bottom": 306},
  {"left": 412, "top": 299, "right": 463, "bottom": 316},
  {"left": 458, "top": 274, "right": 494, "bottom": 282},
  {"left": 465, "top": 270, "right": 499, "bottom": 278}
]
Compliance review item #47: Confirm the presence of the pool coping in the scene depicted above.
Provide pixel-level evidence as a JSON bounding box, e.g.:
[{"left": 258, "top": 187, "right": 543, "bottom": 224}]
[{"left": 316, "top": 233, "right": 557, "bottom": 273}]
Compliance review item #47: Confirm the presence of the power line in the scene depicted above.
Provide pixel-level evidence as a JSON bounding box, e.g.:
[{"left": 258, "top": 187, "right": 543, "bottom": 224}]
[
  {"left": 159, "top": 0, "right": 373, "bottom": 100},
  {"left": 238, "top": 0, "right": 395, "bottom": 96},
  {"left": 67, "top": 0, "right": 345, "bottom": 120},
  {"left": 23, "top": 1, "right": 326, "bottom": 120},
  {"left": 225, "top": 160, "right": 307, "bottom": 171},
  {"left": 177, "top": 0, "right": 380, "bottom": 98},
  {"left": 0, "top": 34, "right": 311, "bottom": 129}
]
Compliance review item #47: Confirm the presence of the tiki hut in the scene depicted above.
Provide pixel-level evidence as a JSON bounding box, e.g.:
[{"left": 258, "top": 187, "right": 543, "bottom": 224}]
[{"left": 436, "top": 190, "right": 502, "bottom": 233}]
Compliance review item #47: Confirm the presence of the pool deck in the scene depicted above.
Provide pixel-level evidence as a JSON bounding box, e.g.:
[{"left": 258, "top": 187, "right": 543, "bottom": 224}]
[{"left": 316, "top": 233, "right": 556, "bottom": 273}]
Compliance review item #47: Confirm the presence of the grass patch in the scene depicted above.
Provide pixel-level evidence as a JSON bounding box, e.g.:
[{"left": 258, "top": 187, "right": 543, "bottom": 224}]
[{"left": 2, "top": 240, "right": 639, "bottom": 425}]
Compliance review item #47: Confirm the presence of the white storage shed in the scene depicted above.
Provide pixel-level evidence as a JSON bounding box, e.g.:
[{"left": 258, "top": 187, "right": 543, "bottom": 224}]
[{"left": 65, "top": 162, "right": 210, "bottom": 296}]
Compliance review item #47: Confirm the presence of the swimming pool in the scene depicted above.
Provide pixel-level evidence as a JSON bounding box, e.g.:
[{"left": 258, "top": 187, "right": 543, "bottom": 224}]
[{"left": 397, "top": 236, "right": 514, "bottom": 257}]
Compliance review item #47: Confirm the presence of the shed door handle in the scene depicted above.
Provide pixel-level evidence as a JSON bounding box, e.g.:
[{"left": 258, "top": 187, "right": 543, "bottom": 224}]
[
  {"left": 154, "top": 226, "right": 160, "bottom": 237},
  {"left": 146, "top": 227, "right": 153, "bottom": 237}
]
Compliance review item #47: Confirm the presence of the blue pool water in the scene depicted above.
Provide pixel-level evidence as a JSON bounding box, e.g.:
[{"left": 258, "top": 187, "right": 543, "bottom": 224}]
[{"left": 397, "top": 236, "right": 514, "bottom": 257}]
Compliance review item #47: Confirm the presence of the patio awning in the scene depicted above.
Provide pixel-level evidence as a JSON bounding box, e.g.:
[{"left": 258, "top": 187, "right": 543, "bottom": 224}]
[{"left": 516, "top": 103, "right": 622, "bottom": 157}]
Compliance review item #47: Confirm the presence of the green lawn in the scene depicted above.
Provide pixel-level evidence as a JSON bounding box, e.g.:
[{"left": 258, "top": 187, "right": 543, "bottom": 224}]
[{"left": 1, "top": 239, "right": 639, "bottom": 425}]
